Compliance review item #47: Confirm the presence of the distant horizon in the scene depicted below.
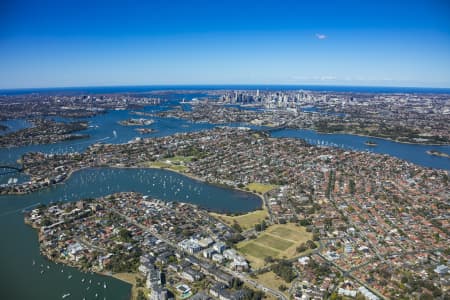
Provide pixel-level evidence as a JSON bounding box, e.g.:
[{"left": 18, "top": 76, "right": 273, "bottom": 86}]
[
  {"left": 2, "top": 83, "right": 450, "bottom": 91},
  {"left": 1, "top": 0, "right": 449, "bottom": 89},
  {"left": 0, "top": 82, "right": 450, "bottom": 91},
  {"left": 2, "top": 83, "right": 450, "bottom": 96}
]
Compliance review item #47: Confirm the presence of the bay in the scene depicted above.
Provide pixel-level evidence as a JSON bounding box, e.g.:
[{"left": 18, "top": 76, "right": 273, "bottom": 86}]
[{"left": 0, "top": 168, "right": 260, "bottom": 300}]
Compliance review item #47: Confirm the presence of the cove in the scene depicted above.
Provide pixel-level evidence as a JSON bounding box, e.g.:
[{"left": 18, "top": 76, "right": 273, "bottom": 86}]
[{"left": 0, "top": 167, "right": 261, "bottom": 300}]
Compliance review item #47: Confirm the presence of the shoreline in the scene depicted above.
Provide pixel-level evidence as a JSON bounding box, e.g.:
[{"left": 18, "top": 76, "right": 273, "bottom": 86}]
[
  {"left": 9, "top": 166, "right": 266, "bottom": 216},
  {"left": 0, "top": 134, "right": 91, "bottom": 149},
  {"left": 135, "top": 164, "right": 266, "bottom": 214},
  {"left": 24, "top": 171, "right": 264, "bottom": 300},
  {"left": 27, "top": 164, "right": 265, "bottom": 214},
  {"left": 426, "top": 150, "right": 450, "bottom": 158},
  {"left": 32, "top": 226, "right": 136, "bottom": 298},
  {"left": 299, "top": 127, "right": 450, "bottom": 146},
  {"left": 152, "top": 114, "right": 450, "bottom": 146}
]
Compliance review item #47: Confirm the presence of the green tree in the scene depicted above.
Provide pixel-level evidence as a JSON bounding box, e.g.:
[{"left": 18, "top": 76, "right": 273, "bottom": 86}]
[{"left": 136, "top": 290, "right": 147, "bottom": 300}]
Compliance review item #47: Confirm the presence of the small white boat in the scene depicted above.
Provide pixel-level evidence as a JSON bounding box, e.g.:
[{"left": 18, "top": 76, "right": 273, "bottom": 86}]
[{"left": 61, "top": 293, "right": 70, "bottom": 299}]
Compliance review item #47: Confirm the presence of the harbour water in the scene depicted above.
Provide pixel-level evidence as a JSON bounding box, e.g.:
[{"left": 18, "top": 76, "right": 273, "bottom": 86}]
[
  {"left": 272, "top": 129, "right": 450, "bottom": 170},
  {"left": 0, "top": 167, "right": 260, "bottom": 299},
  {"left": 0, "top": 89, "right": 449, "bottom": 299}
]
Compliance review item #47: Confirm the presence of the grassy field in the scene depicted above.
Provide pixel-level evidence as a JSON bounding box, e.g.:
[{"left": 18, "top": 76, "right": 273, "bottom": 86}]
[
  {"left": 255, "top": 271, "right": 290, "bottom": 298},
  {"left": 245, "top": 182, "right": 278, "bottom": 194},
  {"left": 140, "top": 156, "right": 194, "bottom": 173},
  {"left": 239, "top": 242, "right": 279, "bottom": 259},
  {"left": 169, "top": 156, "right": 194, "bottom": 163},
  {"left": 237, "top": 223, "right": 312, "bottom": 269},
  {"left": 209, "top": 208, "right": 268, "bottom": 231},
  {"left": 256, "top": 234, "right": 294, "bottom": 251},
  {"left": 112, "top": 272, "right": 147, "bottom": 300},
  {"left": 270, "top": 226, "right": 309, "bottom": 241}
]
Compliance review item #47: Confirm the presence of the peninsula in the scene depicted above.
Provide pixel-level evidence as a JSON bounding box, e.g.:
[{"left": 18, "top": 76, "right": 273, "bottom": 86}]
[{"left": 13, "top": 126, "right": 450, "bottom": 299}]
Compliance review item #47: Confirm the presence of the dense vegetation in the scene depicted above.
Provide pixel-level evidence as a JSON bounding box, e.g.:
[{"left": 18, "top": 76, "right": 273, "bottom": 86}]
[{"left": 271, "top": 260, "right": 296, "bottom": 283}]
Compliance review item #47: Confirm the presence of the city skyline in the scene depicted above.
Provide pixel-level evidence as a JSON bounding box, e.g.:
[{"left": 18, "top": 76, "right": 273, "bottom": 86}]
[{"left": 1, "top": 0, "right": 450, "bottom": 89}]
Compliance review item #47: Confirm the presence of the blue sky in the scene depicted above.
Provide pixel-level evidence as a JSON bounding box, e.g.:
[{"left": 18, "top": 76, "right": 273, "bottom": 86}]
[{"left": 0, "top": 0, "right": 449, "bottom": 88}]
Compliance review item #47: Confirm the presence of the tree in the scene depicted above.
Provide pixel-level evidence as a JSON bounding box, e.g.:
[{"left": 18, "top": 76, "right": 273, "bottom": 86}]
[
  {"left": 255, "top": 220, "right": 267, "bottom": 232},
  {"left": 41, "top": 218, "right": 52, "bottom": 226},
  {"left": 279, "top": 284, "right": 287, "bottom": 291},
  {"left": 227, "top": 233, "right": 244, "bottom": 245},
  {"left": 241, "top": 288, "right": 264, "bottom": 300},
  {"left": 419, "top": 292, "right": 434, "bottom": 300},
  {"left": 118, "top": 228, "right": 132, "bottom": 242},
  {"left": 136, "top": 290, "right": 147, "bottom": 300},
  {"left": 296, "top": 243, "right": 307, "bottom": 253},
  {"left": 349, "top": 179, "right": 356, "bottom": 194},
  {"left": 306, "top": 240, "right": 317, "bottom": 249},
  {"left": 232, "top": 277, "right": 243, "bottom": 289},
  {"left": 261, "top": 220, "right": 267, "bottom": 230},
  {"left": 264, "top": 256, "right": 274, "bottom": 263},
  {"left": 271, "top": 260, "right": 296, "bottom": 283},
  {"left": 135, "top": 277, "right": 144, "bottom": 287},
  {"left": 329, "top": 292, "right": 343, "bottom": 300},
  {"left": 232, "top": 221, "right": 242, "bottom": 233},
  {"left": 312, "top": 233, "right": 320, "bottom": 241}
]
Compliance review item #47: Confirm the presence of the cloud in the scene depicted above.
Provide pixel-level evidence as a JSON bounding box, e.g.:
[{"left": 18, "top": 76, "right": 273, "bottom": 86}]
[{"left": 315, "top": 33, "right": 327, "bottom": 40}]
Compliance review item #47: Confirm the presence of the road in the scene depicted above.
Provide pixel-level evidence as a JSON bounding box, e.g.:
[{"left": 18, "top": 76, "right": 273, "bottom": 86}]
[{"left": 108, "top": 208, "right": 287, "bottom": 299}]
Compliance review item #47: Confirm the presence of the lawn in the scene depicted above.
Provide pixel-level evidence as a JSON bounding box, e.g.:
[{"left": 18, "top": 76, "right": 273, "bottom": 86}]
[
  {"left": 209, "top": 208, "right": 268, "bottom": 231},
  {"left": 169, "top": 156, "right": 194, "bottom": 163},
  {"left": 255, "top": 234, "right": 293, "bottom": 251},
  {"left": 256, "top": 271, "right": 290, "bottom": 297},
  {"left": 268, "top": 224, "right": 309, "bottom": 242},
  {"left": 238, "top": 242, "right": 279, "bottom": 260},
  {"left": 141, "top": 160, "right": 188, "bottom": 172},
  {"left": 236, "top": 223, "right": 313, "bottom": 270},
  {"left": 245, "top": 182, "right": 278, "bottom": 194}
]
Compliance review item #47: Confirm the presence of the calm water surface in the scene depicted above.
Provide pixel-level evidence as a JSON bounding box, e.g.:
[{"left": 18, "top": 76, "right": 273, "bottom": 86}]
[
  {"left": 0, "top": 168, "right": 260, "bottom": 300},
  {"left": 271, "top": 129, "right": 450, "bottom": 170}
]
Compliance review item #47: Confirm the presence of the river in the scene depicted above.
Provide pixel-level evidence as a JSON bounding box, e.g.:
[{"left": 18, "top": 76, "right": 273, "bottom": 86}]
[{"left": 271, "top": 129, "right": 450, "bottom": 170}]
